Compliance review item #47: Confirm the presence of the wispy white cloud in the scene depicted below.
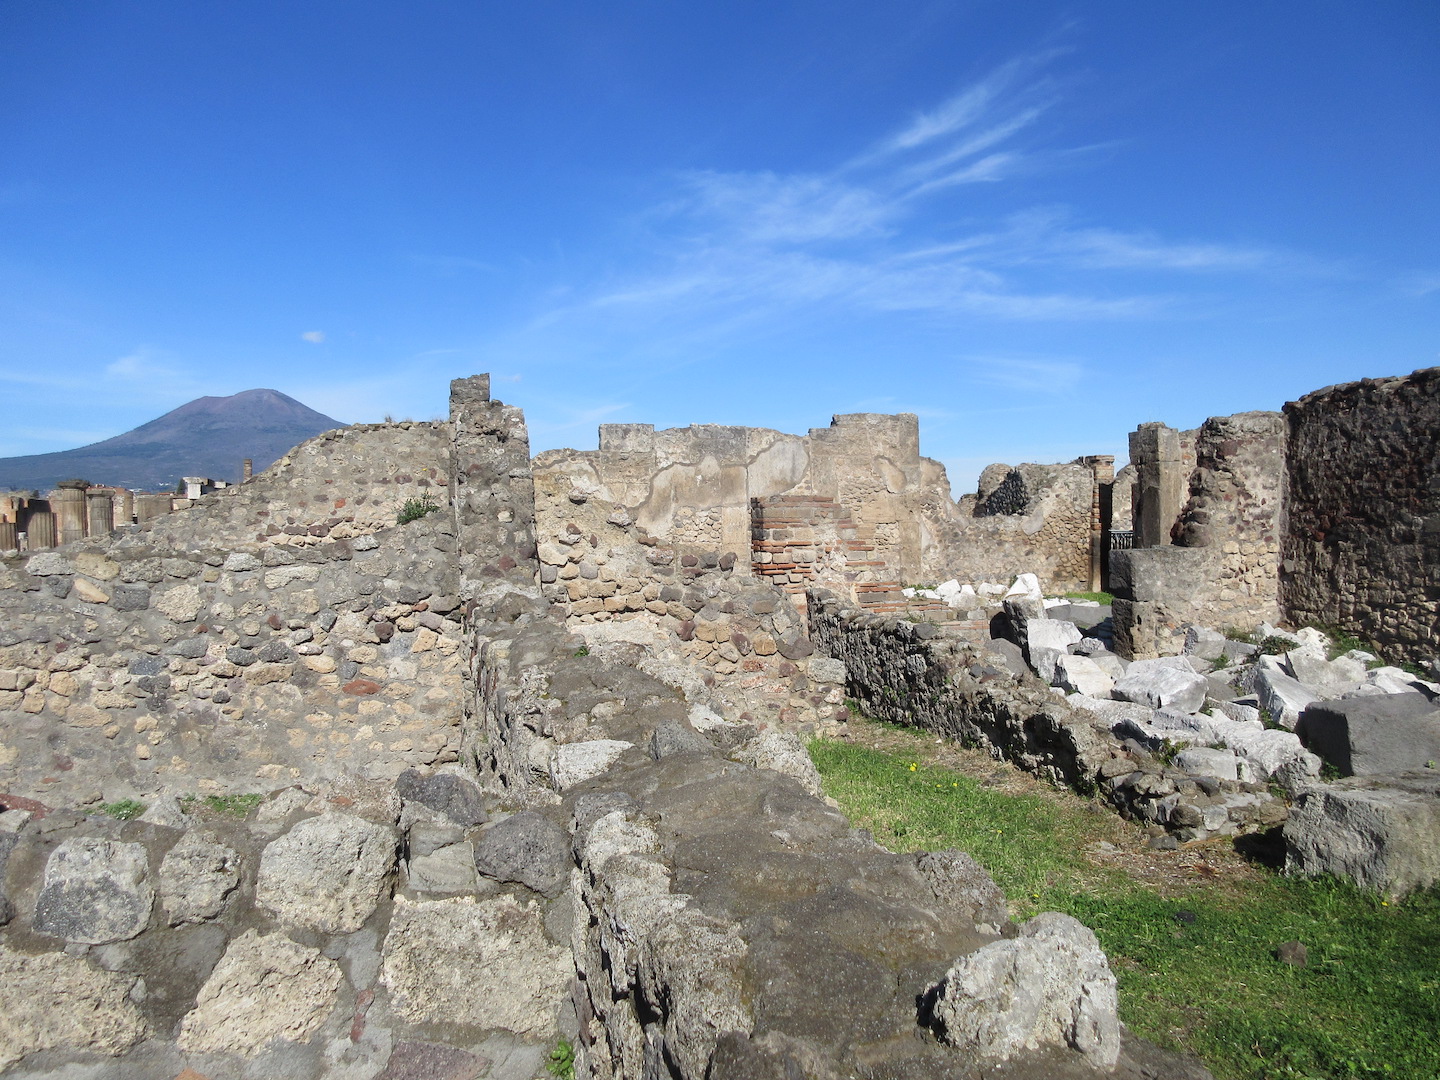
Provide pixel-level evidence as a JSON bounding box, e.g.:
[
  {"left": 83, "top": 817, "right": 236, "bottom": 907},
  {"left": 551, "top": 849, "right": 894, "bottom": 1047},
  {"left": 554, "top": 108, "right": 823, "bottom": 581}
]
[
  {"left": 1399, "top": 272, "right": 1440, "bottom": 298},
  {"left": 965, "top": 356, "right": 1084, "bottom": 394},
  {"left": 300, "top": 330, "right": 326, "bottom": 344},
  {"left": 105, "top": 346, "right": 183, "bottom": 382},
  {"left": 518, "top": 47, "right": 1300, "bottom": 361}
]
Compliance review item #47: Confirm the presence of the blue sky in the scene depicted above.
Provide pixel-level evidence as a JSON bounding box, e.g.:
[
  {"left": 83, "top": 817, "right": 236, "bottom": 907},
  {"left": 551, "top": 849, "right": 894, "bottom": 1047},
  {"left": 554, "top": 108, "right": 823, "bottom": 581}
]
[{"left": 2, "top": 2, "right": 1436, "bottom": 491}]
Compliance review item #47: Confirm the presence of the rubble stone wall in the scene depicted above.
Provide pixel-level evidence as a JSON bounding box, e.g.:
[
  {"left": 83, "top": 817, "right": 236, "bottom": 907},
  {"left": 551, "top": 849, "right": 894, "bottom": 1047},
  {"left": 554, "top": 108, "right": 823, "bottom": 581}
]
[
  {"left": 137, "top": 421, "right": 451, "bottom": 552},
  {"left": 1113, "top": 413, "right": 1285, "bottom": 658},
  {"left": 535, "top": 413, "right": 1102, "bottom": 610},
  {"left": 921, "top": 461, "right": 1098, "bottom": 593},
  {"left": 807, "top": 589, "right": 1285, "bottom": 840},
  {"left": 1282, "top": 368, "right": 1440, "bottom": 665},
  {"left": 0, "top": 406, "right": 517, "bottom": 808}
]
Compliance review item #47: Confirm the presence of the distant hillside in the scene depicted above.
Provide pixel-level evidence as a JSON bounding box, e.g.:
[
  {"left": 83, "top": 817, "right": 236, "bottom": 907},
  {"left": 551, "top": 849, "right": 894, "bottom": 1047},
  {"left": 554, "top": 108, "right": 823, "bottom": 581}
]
[{"left": 0, "top": 389, "right": 344, "bottom": 492}]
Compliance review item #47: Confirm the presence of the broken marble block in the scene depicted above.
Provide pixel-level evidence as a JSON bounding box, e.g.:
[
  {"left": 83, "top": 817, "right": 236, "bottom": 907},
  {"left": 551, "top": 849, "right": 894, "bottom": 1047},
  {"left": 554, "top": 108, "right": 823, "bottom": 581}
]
[{"left": 1113, "top": 660, "right": 1208, "bottom": 714}]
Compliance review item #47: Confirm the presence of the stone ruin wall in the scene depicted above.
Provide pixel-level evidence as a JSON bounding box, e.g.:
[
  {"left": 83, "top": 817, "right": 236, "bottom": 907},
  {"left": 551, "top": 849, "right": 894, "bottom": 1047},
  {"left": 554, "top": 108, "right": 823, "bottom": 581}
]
[
  {"left": 1282, "top": 368, "right": 1440, "bottom": 665},
  {"left": 135, "top": 421, "right": 452, "bottom": 553},
  {"left": 1113, "top": 370, "right": 1440, "bottom": 664},
  {"left": 0, "top": 375, "right": 1201, "bottom": 1079},
  {"left": 0, "top": 386, "right": 545, "bottom": 809},
  {"left": 533, "top": 412, "right": 1104, "bottom": 618},
  {"left": 1113, "top": 413, "right": 1286, "bottom": 659},
  {"left": 919, "top": 459, "right": 1104, "bottom": 595}
]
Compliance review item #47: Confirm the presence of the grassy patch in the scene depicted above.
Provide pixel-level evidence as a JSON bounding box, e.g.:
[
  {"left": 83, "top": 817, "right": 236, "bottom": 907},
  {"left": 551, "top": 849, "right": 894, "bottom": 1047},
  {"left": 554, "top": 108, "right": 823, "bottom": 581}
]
[
  {"left": 1064, "top": 590, "right": 1114, "bottom": 604},
  {"left": 809, "top": 735, "right": 1440, "bottom": 1080},
  {"left": 99, "top": 799, "right": 146, "bottom": 821},
  {"left": 180, "top": 793, "right": 264, "bottom": 819}
]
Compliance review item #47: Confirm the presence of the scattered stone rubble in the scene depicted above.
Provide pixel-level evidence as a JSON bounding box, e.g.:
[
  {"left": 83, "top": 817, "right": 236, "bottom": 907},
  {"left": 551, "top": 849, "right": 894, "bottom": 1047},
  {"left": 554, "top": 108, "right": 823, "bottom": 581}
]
[
  {"left": 0, "top": 375, "right": 1220, "bottom": 1079},
  {"left": 813, "top": 583, "right": 1440, "bottom": 893},
  {"left": 1, "top": 366, "right": 1435, "bottom": 1076}
]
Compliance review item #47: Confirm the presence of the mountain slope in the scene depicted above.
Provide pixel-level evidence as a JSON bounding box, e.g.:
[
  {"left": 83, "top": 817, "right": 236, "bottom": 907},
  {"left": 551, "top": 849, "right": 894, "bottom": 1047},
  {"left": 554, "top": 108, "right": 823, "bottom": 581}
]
[{"left": 0, "top": 389, "right": 345, "bottom": 492}]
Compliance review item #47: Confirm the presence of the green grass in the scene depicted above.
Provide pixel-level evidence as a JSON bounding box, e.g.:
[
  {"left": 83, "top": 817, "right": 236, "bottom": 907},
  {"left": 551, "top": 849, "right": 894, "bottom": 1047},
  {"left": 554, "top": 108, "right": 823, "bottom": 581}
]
[
  {"left": 1064, "top": 590, "right": 1114, "bottom": 604},
  {"left": 99, "top": 799, "right": 145, "bottom": 821},
  {"left": 180, "top": 793, "right": 264, "bottom": 819},
  {"left": 809, "top": 737, "right": 1440, "bottom": 1080}
]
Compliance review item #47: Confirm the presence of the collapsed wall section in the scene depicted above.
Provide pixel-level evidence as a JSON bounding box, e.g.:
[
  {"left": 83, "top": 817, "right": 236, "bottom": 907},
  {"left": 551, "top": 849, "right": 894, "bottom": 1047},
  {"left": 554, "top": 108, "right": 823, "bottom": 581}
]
[
  {"left": 136, "top": 422, "right": 451, "bottom": 552},
  {"left": 1113, "top": 413, "right": 1285, "bottom": 658},
  {"left": 0, "top": 415, "right": 477, "bottom": 805},
  {"left": 1281, "top": 368, "right": 1440, "bottom": 665}
]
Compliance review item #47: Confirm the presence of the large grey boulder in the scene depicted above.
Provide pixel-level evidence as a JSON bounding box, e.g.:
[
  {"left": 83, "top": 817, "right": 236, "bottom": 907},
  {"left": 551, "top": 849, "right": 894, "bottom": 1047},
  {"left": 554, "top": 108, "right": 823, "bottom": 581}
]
[
  {"left": 927, "top": 911, "right": 1119, "bottom": 1068},
  {"left": 159, "top": 831, "right": 241, "bottom": 925},
  {"left": 473, "top": 811, "right": 571, "bottom": 896},
  {"left": 548, "top": 739, "right": 634, "bottom": 792},
  {"left": 1114, "top": 660, "right": 1208, "bottom": 714},
  {"left": 1286, "top": 647, "right": 1366, "bottom": 700},
  {"left": 1297, "top": 694, "right": 1440, "bottom": 776},
  {"left": 1284, "top": 772, "right": 1440, "bottom": 895},
  {"left": 395, "top": 768, "right": 489, "bottom": 826},
  {"left": 256, "top": 811, "right": 398, "bottom": 933},
  {"left": 1174, "top": 747, "right": 1243, "bottom": 783},
  {"left": 177, "top": 929, "right": 343, "bottom": 1056},
  {"left": 33, "top": 838, "right": 155, "bottom": 944},
  {"left": 0, "top": 945, "right": 148, "bottom": 1069},
  {"left": 380, "top": 895, "right": 570, "bottom": 1038},
  {"left": 735, "top": 730, "right": 826, "bottom": 798}
]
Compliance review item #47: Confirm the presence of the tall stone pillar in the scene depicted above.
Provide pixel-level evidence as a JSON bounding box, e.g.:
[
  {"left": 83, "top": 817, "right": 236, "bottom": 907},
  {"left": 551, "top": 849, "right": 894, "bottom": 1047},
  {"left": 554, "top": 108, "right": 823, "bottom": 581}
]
[
  {"left": 449, "top": 373, "right": 537, "bottom": 597},
  {"left": 117, "top": 489, "right": 135, "bottom": 525},
  {"left": 26, "top": 510, "right": 56, "bottom": 549},
  {"left": 53, "top": 481, "right": 88, "bottom": 546},
  {"left": 0, "top": 522, "right": 16, "bottom": 551},
  {"left": 86, "top": 492, "right": 115, "bottom": 537},
  {"left": 1078, "top": 454, "right": 1116, "bottom": 591},
  {"left": 243, "top": 459, "right": 254, "bottom": 481},
  {"left": 1128, "top": 424, "right": 1186, "bottom": 548}
]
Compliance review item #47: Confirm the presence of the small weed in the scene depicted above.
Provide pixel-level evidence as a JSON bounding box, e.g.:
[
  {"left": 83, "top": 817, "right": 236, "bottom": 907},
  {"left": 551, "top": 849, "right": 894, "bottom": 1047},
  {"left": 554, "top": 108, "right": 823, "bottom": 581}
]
[
  {"left": 1154, "top": 739, "right": 1183, "bottom": 767},
  {"left": 100, "top": 799, "right": 145, "bottom": 821},
  {"left": 1259, "top": 706, "right": 1281, "bottom": 730},
  {"left": 1064, "top": 591, "right": 1114, "bottom": 605},
  {"left": 1320, "top": 760, "right": 1344, "bottom": 781},
  {"left": 1211, "top": 652, "right": 1231, "bottom": 670},
  {"left": 1223, "top": 626, "right": 1257, "bottom": 644},
  {"left": 546, "top": 1038, "right": 575, "bottom": 1080},
  {"left": 181, "top": 793, "right": 264, "bottom": 819},
  {"left": 572, "top": 645, "right": 590, "bottom": 658},
  {"left": 396, "top": 493, "right": 440, "bottom": 525},
  {"left": 1256, "top": 635, "right": 1295, "bottom": 656}
]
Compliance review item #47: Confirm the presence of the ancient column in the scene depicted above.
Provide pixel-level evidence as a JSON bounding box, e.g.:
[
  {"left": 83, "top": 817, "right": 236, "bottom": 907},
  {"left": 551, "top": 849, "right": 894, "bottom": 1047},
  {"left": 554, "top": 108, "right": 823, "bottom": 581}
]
[
  {"left": 0, "top": 522, "right": 16, "bottom": 551},
  {"left": 86, "top": 492, "right": 115, "bottom": 536},
  {"left": 243, "top": 458, "right": 253, "bottom": 481},
  {"left": 117, "top": 489, "right": 135, "bottom": 525},
  {"left": 1128, "top": 424, "right": 1186, "bottom": 548},
  {"left": 1077, "top": 455, "right": 1115, "bottom": 592},
  {"left": 26, "top": 510, "right": 56, "bottom": 549},
  {"left": 53, "top": 481, "right": 88, "bottom": 546}
]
